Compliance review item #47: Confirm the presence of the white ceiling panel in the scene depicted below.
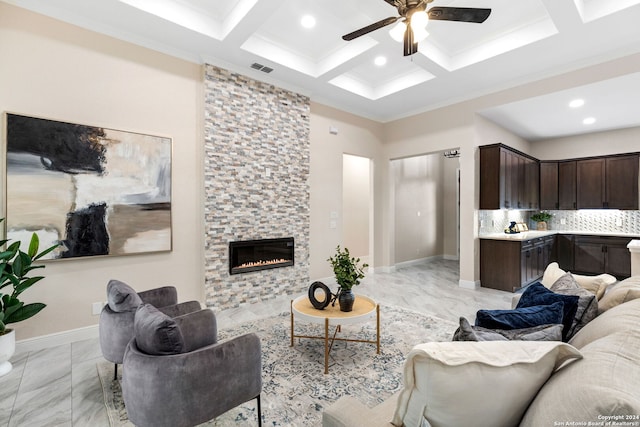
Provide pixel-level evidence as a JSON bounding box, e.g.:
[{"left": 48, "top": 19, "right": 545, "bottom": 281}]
[{"left": 4, "top": 0, "right": 640, "bottom": 138}]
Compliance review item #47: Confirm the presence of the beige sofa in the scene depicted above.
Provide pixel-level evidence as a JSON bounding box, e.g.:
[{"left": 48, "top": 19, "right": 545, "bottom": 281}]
[{"left": 323, "top": 276, "right": 640, "bottom": 427}]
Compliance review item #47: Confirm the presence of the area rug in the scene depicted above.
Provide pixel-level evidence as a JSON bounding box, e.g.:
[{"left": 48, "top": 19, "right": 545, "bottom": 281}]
[{"left": 97, "top": 304, "right": 457, "bottom": 427}]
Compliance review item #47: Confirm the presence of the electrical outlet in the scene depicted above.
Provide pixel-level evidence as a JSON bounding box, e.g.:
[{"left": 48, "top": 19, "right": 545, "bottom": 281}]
[
  {"left": 560, "top": 218, "right": 566, "bottom": 225},
  {"left": 480, "top": 220, "right": 485, "bottom": 227},
  {"left": 616, "top": 218, "right": 623, "bottom": 227},
  {"left": 92, "top": 301, "right": 105, "bottom": 315}
]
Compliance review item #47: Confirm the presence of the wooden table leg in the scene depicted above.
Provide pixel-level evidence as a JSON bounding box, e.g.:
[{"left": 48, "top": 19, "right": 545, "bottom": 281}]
[
  {"left": 376, "top": 304, "right": 380, "bottom": 354},
  {"left": 324, "top": 317, "right": 329, "bottom": 374},
  {"left": 290, "top": 300, "right": 294, "bottom": 347}
]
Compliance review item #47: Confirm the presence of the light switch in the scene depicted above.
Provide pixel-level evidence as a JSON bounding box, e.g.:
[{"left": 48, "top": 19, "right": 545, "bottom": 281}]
[{"left": 330, "top": 221, "right": 337, "bottom": 229}]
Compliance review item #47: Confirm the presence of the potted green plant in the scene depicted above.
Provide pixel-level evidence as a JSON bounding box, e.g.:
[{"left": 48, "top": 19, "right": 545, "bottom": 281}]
[
  {"left": 0, "top": 220, "right": 58, "bottom": 376},
  {"left": 531, "top": 211, "right": 553, "bottom": 230},
  {"left": 327, "top": 246, "right": 369, "bottom": 312}
]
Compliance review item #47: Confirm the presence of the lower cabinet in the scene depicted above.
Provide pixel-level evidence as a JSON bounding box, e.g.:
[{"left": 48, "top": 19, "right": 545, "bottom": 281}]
[
  {"left": 573, "top": 235, "right": 632, "bottom": 279},
  {"left": 480, "top": 236, "right": 554, "bottom": 292}
]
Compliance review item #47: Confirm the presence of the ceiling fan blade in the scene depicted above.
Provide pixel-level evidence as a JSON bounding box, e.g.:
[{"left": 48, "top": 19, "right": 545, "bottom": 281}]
[
  {"left": 403, "top": 25, "right": 418, "bottom": 56},
  {"left": 427, "top": 7, "right": 491, "bottom": 23},
  {"left": 382, "top": 0, "right": 398, "bottom": 6},
  {"left": 342, "top": 16, "right": 400, "bottom": 41}
]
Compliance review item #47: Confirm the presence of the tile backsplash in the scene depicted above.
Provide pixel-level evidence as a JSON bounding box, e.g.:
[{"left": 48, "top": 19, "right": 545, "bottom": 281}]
[{"left": 479, "top": 210, "right": 640, "bottom": 235}]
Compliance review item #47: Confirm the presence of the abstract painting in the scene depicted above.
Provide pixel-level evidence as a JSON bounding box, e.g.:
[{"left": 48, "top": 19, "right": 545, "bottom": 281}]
[{"left": 4, "top": 113, "right": 172, "bottom": 259}]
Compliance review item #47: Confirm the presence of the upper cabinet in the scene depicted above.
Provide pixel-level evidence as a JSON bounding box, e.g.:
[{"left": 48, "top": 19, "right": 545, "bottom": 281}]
[
  {"left": 576, "top": 154, "right": 639, "bottom": 209},
  {"left": 480, "top": 144, "right": 539, "bottom": 210},
  {"left": 540, "top": 161, "right": 577, "bottom": 210}
]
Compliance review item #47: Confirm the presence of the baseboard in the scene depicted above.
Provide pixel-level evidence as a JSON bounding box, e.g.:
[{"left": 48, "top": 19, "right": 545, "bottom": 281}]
[
  {"left": 374, "top": 265, "right": 396, "bottom": 274},
  {"left": 459, "top": 279, "right": 480, "bottom": 290},
  {"left": 16, "top": 324, "right": 99, "bottom": 353},
  {"left": 443, "top": 254, "right": 459, "bottom": 261},
  {"left": 395, "top": 255, "right": 441, "bottom": 269}
]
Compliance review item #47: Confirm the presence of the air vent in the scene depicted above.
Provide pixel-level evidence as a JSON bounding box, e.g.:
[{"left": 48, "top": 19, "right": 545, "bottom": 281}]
[{"left": 250, "top": 62, "right": 273, "bottom": 73}]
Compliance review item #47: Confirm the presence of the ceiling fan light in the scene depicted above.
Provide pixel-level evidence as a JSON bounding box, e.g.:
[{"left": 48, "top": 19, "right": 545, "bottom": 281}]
[
  {"left": 389, "top": 21, "right": 406, "bottom": 42},
  {"left": 413, "top": 27, "right": 429, "bottom": 42},
  {"left": 410, "top": 11, "right": 429, "bottom": 31}
]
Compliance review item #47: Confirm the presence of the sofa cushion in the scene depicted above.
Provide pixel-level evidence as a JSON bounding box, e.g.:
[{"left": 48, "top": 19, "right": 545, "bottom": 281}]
[
  {"left": 516, "top": 282, "right": 579, "bottom": 340},
  {"left": 550, "top": 273, "right": 598, "bottom": 339},
  {"left": 392, "top": 341, "right": 582, "bottom": 427},
  {"left": 520, "top": 330, "right": 640, "bottom": 427},
  {"left": 452, "top": 317, "right": 563, "bottom": 342},
  {"left": 571, "top": 272, "right": 616, "bottom": 300},
  {"left": 541, "top": 262, "right": 566, "bottom": 288},
  {"left": 540, "top": 262, "right": 615, "bottom": 299},
  {"left": 476, "top": 302, "right": 565, "bottom": 331},
  {"left": 133, "top": 303, "right": 185, "bottom": 355},
  {"left": 598, "top": 277, "right": 640, "bottom": 313},
  {"left": 569, "top": 297, "right": 640, "bottom": 349},
  {"left": 107, "top": 279, "right": 143, "bottom": 312}
]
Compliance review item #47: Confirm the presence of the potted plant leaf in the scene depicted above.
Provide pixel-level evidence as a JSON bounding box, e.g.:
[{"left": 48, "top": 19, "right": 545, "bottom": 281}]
[
  {"left": 327, "top": 246, "right": 369, "bottom": 312},
  {"left": 531, "top": 211, "right": 552, "bottom": 230},
  {"left": 0, "top": 220, "right": 58, "bottom": 376}
]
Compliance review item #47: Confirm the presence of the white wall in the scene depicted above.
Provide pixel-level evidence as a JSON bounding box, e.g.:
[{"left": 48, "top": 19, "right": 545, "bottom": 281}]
[
  {"left": 342, "top": 154, "right": 370, "bottom": 261},
  {"left": 0, "top": 3, "right": 204, "bottom": 340}
]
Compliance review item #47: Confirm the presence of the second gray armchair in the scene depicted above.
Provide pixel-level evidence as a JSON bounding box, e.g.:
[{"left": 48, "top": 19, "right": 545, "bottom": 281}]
[{"left": 122, "top": 304, "right": 263, "bottom": 427}]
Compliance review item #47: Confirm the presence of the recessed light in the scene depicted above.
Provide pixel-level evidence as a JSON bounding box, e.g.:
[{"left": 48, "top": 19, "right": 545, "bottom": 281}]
[
  {"left": 374, "top": 56, "right": 387, "bottom": 66},
  {"left": 569, "top": 99, "right": 585, "bottom": 108},
  {"left": 583, "top": 117, "right": 596, "bottom": 125},
  {"left": 301, "top": 14, "right": 316, "bottom": 29}
]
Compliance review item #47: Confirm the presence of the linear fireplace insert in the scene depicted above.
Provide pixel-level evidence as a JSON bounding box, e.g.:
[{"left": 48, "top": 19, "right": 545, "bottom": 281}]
[{"left": 229, "top": 237, "right": 294, "bottom": 275}]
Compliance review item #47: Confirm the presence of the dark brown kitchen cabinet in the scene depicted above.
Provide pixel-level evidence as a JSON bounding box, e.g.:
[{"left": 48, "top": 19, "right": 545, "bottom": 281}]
[
  {"left": 573, "top": 235, "right": 632, "bottom": 279},
  {"left": 540, "top": 161, "right": 577, "bottom": 210},
  {"left": 480, "top": 144, "right": 539, "bottom": 210},
  {"left": 558, "top": 161, "right": 577, "bottom": 209},
  {"left": 481, "top": 236, "right": 554, "bottom": 292},
  {"left": 576, "top": 154, "right": 639, "bottom": 209},
  {"left": 555, "top": 234, "right": 575, "bottom": 271},
  {"left": 540, "top": 162, "right": 558, "bottom": 210}
]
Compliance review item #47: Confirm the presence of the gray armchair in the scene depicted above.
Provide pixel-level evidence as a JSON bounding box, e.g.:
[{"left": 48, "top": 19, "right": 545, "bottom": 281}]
[
  {"left": 122, "top": 304, "right": 262, "bottom": 427},
  {"left": 99, "top": 279, "right": 201, "bottom": 378}
]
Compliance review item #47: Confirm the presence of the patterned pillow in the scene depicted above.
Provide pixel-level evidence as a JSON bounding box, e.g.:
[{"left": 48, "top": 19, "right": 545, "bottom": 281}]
[
  {"left": 516, "top": 282, "right": 579, "bottom": 340},
  {"left": 550, "top": 273, "right": 598, "bottom": 340},
  {"left": 476, "top": 301, "right": 565, "bottom": 331},
  {"left": 453, "top": 317, "right": 563, "bottom": 342}
]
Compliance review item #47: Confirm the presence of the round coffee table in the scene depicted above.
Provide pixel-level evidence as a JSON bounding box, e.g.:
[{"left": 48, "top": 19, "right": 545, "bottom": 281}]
[{"left": 290, "top": 294, "right": 380, "bottom": 374}]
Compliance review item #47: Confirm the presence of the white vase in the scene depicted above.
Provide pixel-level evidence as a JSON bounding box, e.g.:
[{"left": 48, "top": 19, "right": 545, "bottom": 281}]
[{"left": 0, "top": 329, "right": 16, "bottom": 376}]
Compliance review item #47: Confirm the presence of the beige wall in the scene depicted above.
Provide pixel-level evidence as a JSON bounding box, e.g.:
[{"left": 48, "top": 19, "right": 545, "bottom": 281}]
[
  {"left": 0, "top": 3, "right": 204, "bottom": 340},
  {"left": 309, "top": 102, "right": 384, "bottom": 279},
  {"left": 530, "top": 126, "right": 640, "bottom": 160},
  {"left": 442, "top": 155, "right": 459, "bottom": 259},
  {"left": 342, "top": 154, "right": 371, "bottom": 261}
]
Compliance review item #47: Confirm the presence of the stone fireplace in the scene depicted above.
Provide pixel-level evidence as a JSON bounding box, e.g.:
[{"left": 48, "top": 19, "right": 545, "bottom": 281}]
[{"left": 203, "top": 65, "right": 310, "bottom": 309}]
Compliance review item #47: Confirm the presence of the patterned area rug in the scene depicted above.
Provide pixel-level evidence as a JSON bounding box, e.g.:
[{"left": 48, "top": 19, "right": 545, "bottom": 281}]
[{"left": 97, "top": 305, "right": 456, "bottom": 427}]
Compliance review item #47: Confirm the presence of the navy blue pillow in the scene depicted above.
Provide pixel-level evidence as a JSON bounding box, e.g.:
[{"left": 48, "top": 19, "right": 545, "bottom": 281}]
[
  {"left": 516, "top": 282, "right": 579, "bottom": 341},
  {"left": 475, "top": 301, "right": 565, "bottom": 331}
]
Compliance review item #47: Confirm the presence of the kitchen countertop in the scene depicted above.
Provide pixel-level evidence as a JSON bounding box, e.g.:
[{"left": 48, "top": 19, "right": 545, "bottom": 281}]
[{"left": 480, "top": 230, "right": 640, "bottom": 241}]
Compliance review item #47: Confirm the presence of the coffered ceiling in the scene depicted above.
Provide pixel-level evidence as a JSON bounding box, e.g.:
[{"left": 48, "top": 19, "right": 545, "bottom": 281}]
[{"left": 4, "top": 0, "right": 640, "bottom": 138}]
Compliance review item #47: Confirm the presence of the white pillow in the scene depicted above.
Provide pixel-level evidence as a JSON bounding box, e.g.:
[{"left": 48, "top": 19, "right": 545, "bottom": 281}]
[
  {"left": 572, "top": 273, "right": 616, "bottom": 300},
  {"left": 391, "top": 341, "right": 583, "bottom": 427},
  {"left": 541, "top": 262, "right": 566, "bottom": 288}
]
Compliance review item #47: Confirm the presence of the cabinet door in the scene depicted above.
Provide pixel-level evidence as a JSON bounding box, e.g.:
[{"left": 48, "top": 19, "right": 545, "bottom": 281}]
[
  {"left": 606, "top": 155, "right": 639, "bottom": 209},
  {"left": 525, "top": 158, "right": 539, "bottom": 209},
  {"left": 540, "top": 162, "right": 558, "bottom": 210},
  {"left": 573, "top": 240, "right": 605, "bottom": 275},
  {"left": 606, "top": 244, "right": 632, "bottom": 278},
  {"left": 577, "top": 158, "right": 605, "bottom": 209},
  {"left": 558, "top": 161, "right": 577, "bottom": 210},
  {"left": 555, "top": 234, "right": 574, "bottom": 271}
]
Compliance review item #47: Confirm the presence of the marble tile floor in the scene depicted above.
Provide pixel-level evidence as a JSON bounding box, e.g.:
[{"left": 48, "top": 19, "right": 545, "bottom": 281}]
[{"left": 1, "top": 259, "right": 511, "bottom": 427}]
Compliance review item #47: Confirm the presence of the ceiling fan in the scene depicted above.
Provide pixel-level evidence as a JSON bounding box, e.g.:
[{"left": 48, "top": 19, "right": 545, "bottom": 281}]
[{"left": 342, "top": 0, "right": 491, "bottom": 56}]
